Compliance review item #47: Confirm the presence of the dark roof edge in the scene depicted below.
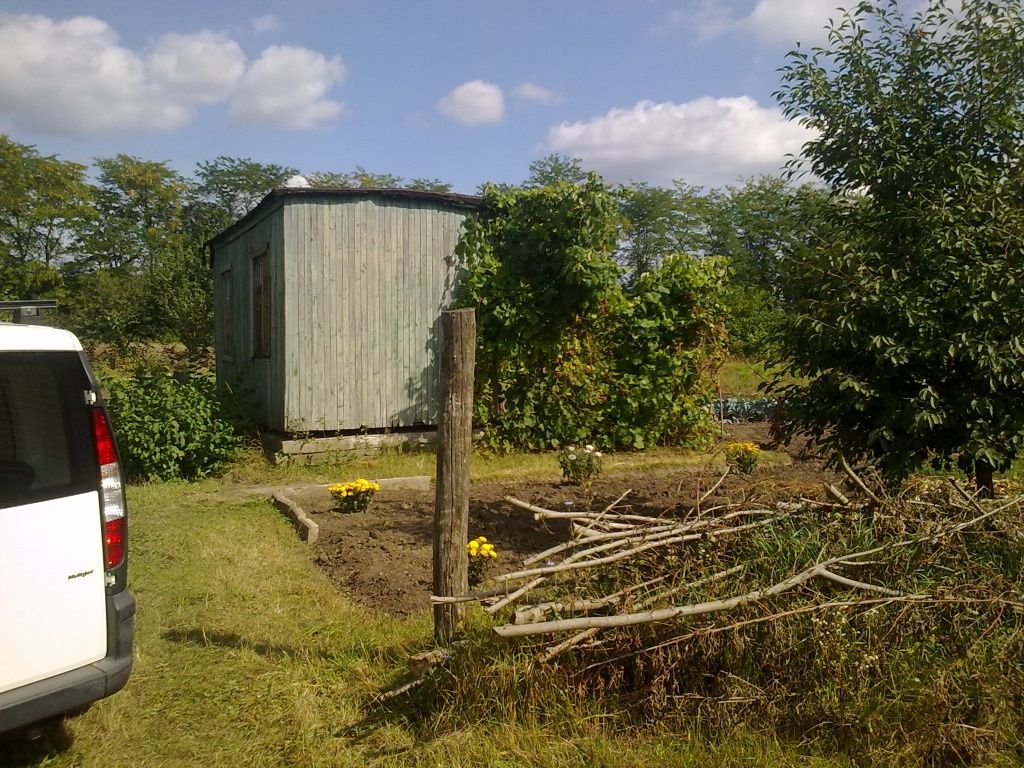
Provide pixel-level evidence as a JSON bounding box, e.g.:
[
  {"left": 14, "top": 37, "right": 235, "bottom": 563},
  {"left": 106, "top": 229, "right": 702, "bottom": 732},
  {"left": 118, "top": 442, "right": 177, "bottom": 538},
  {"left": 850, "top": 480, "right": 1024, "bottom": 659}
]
[{"left": 206, "top": 187, "right": 484, "bottom": 249}]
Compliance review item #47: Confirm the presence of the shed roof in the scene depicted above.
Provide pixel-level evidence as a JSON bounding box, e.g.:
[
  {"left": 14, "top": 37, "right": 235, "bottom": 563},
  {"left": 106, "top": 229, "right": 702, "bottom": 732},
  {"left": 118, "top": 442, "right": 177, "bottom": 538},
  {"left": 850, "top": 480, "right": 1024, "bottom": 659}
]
[{"left": 206, "top": 187, "right": 484, "bottom": 249}]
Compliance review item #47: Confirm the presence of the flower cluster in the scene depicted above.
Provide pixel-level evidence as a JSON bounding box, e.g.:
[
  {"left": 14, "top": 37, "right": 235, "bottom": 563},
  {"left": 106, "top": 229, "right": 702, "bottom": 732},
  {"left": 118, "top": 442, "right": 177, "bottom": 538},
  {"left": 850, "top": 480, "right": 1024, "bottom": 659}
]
[
  {"left": 328, "top": 478, "right": 380, "bottom": 513},
  {"left": 558, "top": 443, "right": 603, "bottom": 486},
  {"left": 725, "top": 441, "right": 760, "bottom": 474},
  {"left": 467, "top": 535, "right": 498, "bottom": 586}
]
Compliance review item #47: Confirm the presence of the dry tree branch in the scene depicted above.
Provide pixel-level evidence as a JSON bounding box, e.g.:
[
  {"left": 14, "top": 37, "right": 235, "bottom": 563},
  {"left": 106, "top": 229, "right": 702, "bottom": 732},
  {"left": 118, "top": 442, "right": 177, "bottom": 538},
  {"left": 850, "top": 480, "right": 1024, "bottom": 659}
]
[
  {"left": 824, "top": 483, "right": 851, "bottom": 506},
  {"left": 540, "top": 628, "right": 601, "bottom": 663},
  {"left": 818, "top": 568, "right": 901, "bottom": 596},
  {"left": 485, "top": 577, "right": 546, "bottom": 614},
  {"left": 839, "top": 454, "right": 883, "bottom": 507},
  {"left": 696, "top": 468, "right": 730, "bottom": 511},
  {"left": 523, "top": 522, "right": 681, "bottom": 566},
  {"left": 522, "top": 507, "right": 774, "bottom": 567},
  {"left": 504, "top": 496, "right": 666, "bottom": 525},
  {"left": 590, "top": 489, "right": 634, "bottom": 529},
  {"left": 430, "top": 584, "right": 528, "bottom": 605},
  {"left": 585, "top": 595, "right": 1024, "bottom": 671},
  {"left": 515, "top": 575, "right": 669, "bottom": 625},
  {"left": 537, "top": 565, "right": 746, "bottom": 662},
  {"left": 496, "top": 517, "right": 783, "bottom": 584},
  {"left": 495, "top": 560, "right": 843, "bottom": 637},
  {"left": 494, "top": 503, "right": 1013, "bottom": 638}
]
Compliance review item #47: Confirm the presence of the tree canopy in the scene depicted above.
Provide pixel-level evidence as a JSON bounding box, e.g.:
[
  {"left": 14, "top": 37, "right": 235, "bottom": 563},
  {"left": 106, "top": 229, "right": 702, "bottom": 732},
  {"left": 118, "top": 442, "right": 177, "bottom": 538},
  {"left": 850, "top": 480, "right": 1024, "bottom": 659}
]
[{"left": 771, "top": 0, "right": 1024, "bottom": 491}]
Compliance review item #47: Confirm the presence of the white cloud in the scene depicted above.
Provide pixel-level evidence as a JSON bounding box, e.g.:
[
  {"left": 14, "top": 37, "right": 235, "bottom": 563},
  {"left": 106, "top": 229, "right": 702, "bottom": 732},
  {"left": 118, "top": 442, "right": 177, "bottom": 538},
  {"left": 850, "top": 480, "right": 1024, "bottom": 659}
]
[
  {"left": 511, "top": 82, "right": 563, "bottom": 106},
  {"left": 230, "top": 45, "right": 345, "bottom": 129},
  {"left": 659, "top": 1, "right": 734, "bottom": 40},
  {"left": 436, "top": 80, "right": 505, "bottom": 126},
  {"left": 0, "top": 13, "right": 345, "bottom": 137},
  {"left": 251, "top": 14, "right": 280, "bottom": 35},
  {"left": 734, "top": 0, "right": 838, "bottom": 44},
  {"left": 660, "top": 0, "right": 838, "bottom": 44},
  {"left": 545, "top": 97, "right": 814, "bottom": 187},
  {"left": 149, "top": 31, "right": 247, "bottom": 104}
]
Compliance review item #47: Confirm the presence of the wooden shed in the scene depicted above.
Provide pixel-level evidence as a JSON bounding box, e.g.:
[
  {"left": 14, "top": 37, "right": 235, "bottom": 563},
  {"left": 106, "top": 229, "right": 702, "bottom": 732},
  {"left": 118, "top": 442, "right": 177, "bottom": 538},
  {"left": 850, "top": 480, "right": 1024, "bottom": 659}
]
[{"left": 208, "top": 187, "right": 481, "bottom": 441}]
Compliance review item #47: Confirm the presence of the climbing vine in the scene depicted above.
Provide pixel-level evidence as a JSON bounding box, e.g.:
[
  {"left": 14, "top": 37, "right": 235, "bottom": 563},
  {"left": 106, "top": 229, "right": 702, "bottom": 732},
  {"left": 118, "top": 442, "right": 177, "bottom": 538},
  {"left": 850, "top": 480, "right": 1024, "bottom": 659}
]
[{"left": 456, "top": 177, "right": 728, "bottom": 450}]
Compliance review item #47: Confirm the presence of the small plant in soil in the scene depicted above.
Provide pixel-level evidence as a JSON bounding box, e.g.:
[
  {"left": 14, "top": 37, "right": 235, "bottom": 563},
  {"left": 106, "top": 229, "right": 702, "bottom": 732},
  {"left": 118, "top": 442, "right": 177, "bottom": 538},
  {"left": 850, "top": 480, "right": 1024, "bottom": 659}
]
[
  {"left": 725, "top": 441, "right": 760, "bottom": 474},
  {"left": 328, "top": 478, "right": 380, "bottom": 513},
  {"left": 559, "top": 444, "right": 603, "bottom": 486},
  {"left": 467, "top": 536, "right": 498, "bottom": 586}
]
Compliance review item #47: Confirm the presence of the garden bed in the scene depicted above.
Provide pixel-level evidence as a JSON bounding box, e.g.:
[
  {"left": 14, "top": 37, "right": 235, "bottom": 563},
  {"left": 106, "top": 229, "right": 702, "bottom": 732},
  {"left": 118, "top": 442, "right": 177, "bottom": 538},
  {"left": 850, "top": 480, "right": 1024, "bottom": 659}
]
[{"left": 289, "top": 425, "right": 832, "bottom": 615}]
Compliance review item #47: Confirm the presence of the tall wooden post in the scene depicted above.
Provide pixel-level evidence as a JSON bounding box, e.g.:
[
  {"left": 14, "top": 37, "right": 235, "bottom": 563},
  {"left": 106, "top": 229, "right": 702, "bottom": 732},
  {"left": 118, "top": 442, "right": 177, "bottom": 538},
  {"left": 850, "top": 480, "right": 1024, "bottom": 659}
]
[{"left": 433, "top": 308, "right": 475, "bottom": 644}]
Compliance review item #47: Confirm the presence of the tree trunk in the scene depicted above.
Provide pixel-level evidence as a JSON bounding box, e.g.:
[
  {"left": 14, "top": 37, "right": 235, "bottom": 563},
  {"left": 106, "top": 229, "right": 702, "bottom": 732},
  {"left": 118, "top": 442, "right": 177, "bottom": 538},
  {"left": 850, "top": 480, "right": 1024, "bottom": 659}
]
[
  {"left": 975, "top": 458, "right": 994, "bottom": 499},
  {"left": 433, "top": 308, "right": 475, "bottom": 645}
]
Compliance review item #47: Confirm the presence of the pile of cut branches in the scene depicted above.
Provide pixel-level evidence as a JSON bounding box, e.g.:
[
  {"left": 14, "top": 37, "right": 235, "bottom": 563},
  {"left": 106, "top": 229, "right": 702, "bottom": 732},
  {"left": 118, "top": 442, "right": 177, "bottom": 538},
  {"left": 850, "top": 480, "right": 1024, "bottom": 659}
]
[{"left": 433, "top": 467, "right": 1024, "bottom": 763}]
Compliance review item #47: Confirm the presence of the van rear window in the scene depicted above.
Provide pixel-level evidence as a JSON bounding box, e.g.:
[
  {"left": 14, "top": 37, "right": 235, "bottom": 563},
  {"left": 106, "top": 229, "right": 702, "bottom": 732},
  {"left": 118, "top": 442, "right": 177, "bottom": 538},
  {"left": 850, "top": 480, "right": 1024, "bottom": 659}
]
[{"left": 0, "top": 351, "right": 97, "bottom": 509}]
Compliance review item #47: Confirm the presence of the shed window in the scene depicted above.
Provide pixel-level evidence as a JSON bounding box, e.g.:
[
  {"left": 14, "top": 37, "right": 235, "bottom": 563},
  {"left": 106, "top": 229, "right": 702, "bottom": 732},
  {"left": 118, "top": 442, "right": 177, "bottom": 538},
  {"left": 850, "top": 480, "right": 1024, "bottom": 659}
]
[
  {"left": 252, "top": 247, "right": 271, "bottom": 358},
  {"left": 220, "top": 268, "right": 233, "bottom": 360}
]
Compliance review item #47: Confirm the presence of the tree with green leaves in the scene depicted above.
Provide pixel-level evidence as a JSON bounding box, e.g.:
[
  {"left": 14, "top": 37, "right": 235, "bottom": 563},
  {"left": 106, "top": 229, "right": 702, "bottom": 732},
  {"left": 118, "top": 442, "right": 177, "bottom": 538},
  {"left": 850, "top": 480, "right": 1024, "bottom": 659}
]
[
  {"left": 81, "top": 155, "right": 189, "bottom": 271},
  {"left": 407, "top": 177, "right": 453, "bottom": 193},
  {"left": 457, "top": 176, "right": 727, "bottom": 449},
  {"left": 65, "top": 155, "right": 213, "bottom": 347},
  {"left": 616, "top": 181, "right": 716, "bottom": 284},
  {"left": 708, "top": 177, "right": 827, "bottom": 357},
  {"left": 0, "top": 136, "right": 94, "bottom": 299},
  {"left": 191, "top": 156, "right": 296, "bottom": 238},
  {"left": 524, "top": 153, "right": 588, "bottom": 187},
  {"left": 772, "top": 0, "right": 1024, "bottom": 494},
  {"left": 306, "top": 166, "right": 406, "bottom": 189}
]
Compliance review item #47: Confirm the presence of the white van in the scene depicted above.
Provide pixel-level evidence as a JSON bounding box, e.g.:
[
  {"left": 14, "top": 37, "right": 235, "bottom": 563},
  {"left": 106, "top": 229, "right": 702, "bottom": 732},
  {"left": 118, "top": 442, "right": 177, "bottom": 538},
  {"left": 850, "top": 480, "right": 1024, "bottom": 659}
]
[{"left": 0, "top": 322, "right": 134, "bottom": 733}]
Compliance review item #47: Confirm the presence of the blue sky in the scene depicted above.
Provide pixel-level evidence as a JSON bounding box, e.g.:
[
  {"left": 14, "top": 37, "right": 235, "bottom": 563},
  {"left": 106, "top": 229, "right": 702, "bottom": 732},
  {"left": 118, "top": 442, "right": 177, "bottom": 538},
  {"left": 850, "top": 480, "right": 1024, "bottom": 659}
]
[{"left": 0, "top": 1, "right": 919, "bottom": 193}]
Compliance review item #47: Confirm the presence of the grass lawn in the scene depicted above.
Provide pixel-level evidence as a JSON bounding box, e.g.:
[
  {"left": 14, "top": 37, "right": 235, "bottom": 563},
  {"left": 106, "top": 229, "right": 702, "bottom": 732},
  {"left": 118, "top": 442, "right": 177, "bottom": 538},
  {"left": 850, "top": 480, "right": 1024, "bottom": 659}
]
[
  {"left": 4, "top": 449, "right": 844, "bottom": 768},
  {"left": 716, "top": 358, "right": 774, "bottom": 397}
]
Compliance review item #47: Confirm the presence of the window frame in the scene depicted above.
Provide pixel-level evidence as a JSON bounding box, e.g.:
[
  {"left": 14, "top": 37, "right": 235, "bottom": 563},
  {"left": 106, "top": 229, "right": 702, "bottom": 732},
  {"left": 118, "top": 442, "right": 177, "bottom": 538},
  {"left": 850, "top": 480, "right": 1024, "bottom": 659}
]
[
  {"left": 220, "top": 267, "right": 234, "bottom": 362},
  {"left": 252, "top": 246, "right": 271, "bottom": 359}
]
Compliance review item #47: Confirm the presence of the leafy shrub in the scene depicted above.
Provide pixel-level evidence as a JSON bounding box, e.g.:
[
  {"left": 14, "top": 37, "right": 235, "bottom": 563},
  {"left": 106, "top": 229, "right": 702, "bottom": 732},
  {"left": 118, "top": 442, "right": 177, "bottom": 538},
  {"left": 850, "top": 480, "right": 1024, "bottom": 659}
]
[
  {"left": 457, "top": 179, "right": 728, "bottom": 450},
  {"left": 721, "top": 282, "right": 785, "bottom": 359},
  {"left": 102, "top": 365, "right": 240, "bottom": 481},
  {"left": 558, "top": 444, "right": 603, "bottom": 486}
]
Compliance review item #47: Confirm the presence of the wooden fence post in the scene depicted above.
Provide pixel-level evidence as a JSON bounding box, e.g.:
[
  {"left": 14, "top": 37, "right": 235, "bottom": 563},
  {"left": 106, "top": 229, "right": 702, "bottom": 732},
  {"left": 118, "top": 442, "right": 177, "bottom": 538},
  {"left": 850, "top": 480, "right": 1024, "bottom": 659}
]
[{"left": 433, "top": 308, "right": 475, "bottom": 644}]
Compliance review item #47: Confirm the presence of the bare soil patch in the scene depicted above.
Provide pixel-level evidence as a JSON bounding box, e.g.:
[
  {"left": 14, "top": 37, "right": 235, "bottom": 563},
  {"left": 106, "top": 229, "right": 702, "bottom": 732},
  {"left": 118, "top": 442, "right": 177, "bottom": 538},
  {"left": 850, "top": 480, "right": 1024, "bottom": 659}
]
[{"left": 290, "top": 425, "right": 832, "bottom": 616}]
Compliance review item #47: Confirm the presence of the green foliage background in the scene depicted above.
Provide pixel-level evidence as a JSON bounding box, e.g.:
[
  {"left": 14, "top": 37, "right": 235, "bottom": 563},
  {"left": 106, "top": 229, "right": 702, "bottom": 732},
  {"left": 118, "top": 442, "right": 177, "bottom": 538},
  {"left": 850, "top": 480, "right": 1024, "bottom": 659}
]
[
  {"left": 457, "top": 178, "right": 729, "bottom": 450},
  {"left": 102, "top": 365, "right": 241, "bottom": 481},
  {"left": 771, "top": 0, "right": 1024, "bottom": 483}
]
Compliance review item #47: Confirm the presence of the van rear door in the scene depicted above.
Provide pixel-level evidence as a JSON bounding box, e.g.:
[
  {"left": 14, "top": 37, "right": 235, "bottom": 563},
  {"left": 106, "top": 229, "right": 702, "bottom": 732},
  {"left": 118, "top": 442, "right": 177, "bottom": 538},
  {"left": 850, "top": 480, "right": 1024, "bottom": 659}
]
[{"left": 0, "top": 351, "right": 108, "bottom": 694}]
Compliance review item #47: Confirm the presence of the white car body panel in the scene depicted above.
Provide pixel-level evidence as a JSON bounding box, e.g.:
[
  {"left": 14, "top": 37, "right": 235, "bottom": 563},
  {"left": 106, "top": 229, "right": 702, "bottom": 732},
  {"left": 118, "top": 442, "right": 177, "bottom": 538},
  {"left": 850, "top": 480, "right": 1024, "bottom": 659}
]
[
  {"left": 0, "top": 491, "right": 107, "bottom": 695},
  {"left": 0, "top": 323, "right": 83, "bottom": 352}
]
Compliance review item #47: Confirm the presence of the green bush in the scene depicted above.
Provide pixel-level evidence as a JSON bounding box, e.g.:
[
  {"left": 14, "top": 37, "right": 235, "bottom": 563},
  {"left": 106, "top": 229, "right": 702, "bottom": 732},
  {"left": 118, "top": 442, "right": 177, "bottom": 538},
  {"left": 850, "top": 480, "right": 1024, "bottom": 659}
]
[
  {"left": 102, "top": 365, "right": 241, "bottom": 481},
  {"left": 558, "top": 444, "right": 603, "bottom": 486},
  {"left": 457, "top": 179, "right": 728, "bottom": 451},
  {"left": 721, "top": 282, "right": 784, "bottom": 359}
]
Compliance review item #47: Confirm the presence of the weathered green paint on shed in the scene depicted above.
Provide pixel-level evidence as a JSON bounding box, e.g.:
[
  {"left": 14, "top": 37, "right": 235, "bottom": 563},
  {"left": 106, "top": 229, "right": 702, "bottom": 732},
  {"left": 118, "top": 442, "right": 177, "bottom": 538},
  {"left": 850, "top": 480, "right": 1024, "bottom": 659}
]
[{"left": 209, "top": 188, "right": 480, "bottom": 434}]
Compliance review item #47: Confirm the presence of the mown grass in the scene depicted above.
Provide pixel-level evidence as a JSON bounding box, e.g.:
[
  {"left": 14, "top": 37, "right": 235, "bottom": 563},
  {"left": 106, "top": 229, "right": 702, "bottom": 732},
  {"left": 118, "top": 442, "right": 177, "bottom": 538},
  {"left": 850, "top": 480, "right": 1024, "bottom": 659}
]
[
  {"left": 717, "top": 356, "right": 805, "bottom": 398},
  {"left": 717, "top": 357, "right": 774, "bottom": 397},
  {"left": 221, "top": 438, "right": 789, "bottom": 488},
  {"left": 3, "top": 466, "right": 842, "bottom": 768}
]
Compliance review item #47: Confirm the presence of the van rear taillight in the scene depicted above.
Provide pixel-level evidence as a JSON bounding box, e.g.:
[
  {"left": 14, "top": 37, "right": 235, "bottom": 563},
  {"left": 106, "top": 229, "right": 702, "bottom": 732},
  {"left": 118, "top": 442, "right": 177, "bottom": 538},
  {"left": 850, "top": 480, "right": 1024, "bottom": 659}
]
[
  {"left": 91, "top": 408, "right": 126, "bottom": 570},
  {"left": 105, "top": 518, "right": 125, "bottom": 567}
]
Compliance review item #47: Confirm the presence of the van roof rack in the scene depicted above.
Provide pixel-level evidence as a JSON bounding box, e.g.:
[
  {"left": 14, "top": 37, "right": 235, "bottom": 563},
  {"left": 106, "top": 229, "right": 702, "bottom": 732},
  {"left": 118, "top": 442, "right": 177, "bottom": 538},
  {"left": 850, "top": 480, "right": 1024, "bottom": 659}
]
[{"left": 0, "top": 300, "right": 58, "bottom": 310}]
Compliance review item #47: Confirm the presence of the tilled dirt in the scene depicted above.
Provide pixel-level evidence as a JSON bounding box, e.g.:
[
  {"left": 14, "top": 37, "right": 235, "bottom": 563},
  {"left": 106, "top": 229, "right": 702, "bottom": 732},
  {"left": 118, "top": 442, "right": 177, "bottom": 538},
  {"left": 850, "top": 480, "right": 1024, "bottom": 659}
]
[{"left": 287, "top": 424, "right": 833, "bottom": 616}]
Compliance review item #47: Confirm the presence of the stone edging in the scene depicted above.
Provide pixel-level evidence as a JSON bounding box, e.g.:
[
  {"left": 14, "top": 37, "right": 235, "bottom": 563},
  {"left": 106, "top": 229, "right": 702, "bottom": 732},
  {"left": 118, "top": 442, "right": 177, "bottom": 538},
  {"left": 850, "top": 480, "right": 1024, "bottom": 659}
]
[{"left": 272, "top": 492, "right": 320, "bottom": 544}]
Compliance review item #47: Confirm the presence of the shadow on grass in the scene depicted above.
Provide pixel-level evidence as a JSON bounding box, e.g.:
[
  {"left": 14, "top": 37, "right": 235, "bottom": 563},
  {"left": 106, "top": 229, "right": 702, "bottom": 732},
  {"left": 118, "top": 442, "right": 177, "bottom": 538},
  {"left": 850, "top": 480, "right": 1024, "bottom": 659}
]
[
  {"left": 0, "top": 717, "right": 74, "bottom": 767},
  {"left": 162, "top": 627, "right": 334, "bottom": 660}
]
